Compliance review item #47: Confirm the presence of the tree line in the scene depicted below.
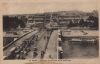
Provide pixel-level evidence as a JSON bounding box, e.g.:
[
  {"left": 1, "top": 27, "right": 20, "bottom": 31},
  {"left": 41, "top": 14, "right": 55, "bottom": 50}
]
[{"left": 3, "top": 16, "right": 26, "bottom": 31}]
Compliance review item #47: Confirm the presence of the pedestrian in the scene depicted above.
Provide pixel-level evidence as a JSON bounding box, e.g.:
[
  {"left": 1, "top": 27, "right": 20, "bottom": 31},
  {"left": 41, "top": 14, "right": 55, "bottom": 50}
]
[
  {"left": 33, "top": 47, "right": 38, "bottom": 57},
  {"left": 34, "top": 47, "right": 37, "bottom": 51},
  {"left": 41, "top": 51, "right": 45, "bottom": 58},
  {"left": 33, "top": 51, "right": 38, "bottom": 57},
  {"left": 59, "top": 51, "right": 63, "bottom": 59}
]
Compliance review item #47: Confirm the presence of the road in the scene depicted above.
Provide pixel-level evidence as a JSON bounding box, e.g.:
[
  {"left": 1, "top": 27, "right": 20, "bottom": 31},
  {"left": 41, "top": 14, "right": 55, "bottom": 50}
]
[
  {"left": 25, "top": 30, "right": 47, "bottom": 59},
  {"left": 4, "top": 29, "right": 59, "bottom": 59},
  {"left": 44, "top": 30, "right": 58, "bottom": 59},
  {"left": 3, "top": 30, "right": 38, "bottom": 56}
]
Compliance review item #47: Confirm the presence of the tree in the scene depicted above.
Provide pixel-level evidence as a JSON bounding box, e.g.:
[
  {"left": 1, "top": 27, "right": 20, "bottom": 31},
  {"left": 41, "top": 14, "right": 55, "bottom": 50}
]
[
  {"left": 87, "top": 15, "right": 98, "bottom": 29},
  {"left": 3, "top": 16, "right": 26, "bottom": 31}
]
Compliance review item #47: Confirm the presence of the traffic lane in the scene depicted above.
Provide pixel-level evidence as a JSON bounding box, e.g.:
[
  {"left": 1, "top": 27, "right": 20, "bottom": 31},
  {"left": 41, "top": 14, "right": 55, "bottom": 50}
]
[
  {"left": 4, "top": 30, "right": 38, "bottom": 56},
  {"left": 34, "top": 32, "right": 47, "bottom": 59},
  {"left": 25, "top": 30, "right": 47, "bottom": 59},
  {"left": 44, "top": 30, "right": 58, "bottom": 59}
]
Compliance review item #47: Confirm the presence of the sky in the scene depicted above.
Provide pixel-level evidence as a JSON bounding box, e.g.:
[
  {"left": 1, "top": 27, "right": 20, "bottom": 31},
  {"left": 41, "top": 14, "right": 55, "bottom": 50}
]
[{"left": 1, "top": 0, "right": 98, "bottom": 14}]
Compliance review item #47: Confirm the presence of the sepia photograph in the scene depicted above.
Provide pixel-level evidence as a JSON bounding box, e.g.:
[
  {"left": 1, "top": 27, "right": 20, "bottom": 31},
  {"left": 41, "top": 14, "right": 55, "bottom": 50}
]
[
  {"left": 3, "top": 10, "right": 99, "bottom": 60},
  {"left": 0, "top": 0, "right": 100, "bottom": 64}
]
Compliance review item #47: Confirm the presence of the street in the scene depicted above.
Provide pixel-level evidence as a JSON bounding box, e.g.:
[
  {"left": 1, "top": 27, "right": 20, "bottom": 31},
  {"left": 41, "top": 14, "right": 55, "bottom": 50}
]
[
  {"left": 3, "top": 30, "right": 38, "bottom": 56},
  {"left": 44, "top": 30, "right": 58, "bottom": 59},
  {"left": 25, "top": 30, "right": 47, "bottom": 59}
]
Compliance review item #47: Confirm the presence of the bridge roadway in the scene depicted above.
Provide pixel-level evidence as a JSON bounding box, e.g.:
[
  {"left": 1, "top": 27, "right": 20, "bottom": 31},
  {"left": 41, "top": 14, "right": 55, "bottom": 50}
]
[
  {"left": 44, "top": 30, "right": 58, "bottom": 59},
  {"left": 25, "top": 30, "right": 48, "bottom": 59},
  {"left": 4, "top": 29, "right": 59, "bottom": 59},
  {"left": 3, "top": 30, "right": 38, "bottom": 56}
]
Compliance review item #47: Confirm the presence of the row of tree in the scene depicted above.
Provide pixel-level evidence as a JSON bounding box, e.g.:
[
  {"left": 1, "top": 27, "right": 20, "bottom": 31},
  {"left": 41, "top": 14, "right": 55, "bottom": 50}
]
[
  {"left": 63, "top": 15, "right": 98, "bottom": 30},
  {"left": 3, "top": 16, "right": 26, "bottom": 31}
]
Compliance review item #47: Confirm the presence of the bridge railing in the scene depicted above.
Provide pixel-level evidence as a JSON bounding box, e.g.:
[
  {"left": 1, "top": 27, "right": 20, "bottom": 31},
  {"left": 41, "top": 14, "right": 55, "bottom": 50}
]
[{"left": 3, "top": 31, "right": 34, "bottom": 50}]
